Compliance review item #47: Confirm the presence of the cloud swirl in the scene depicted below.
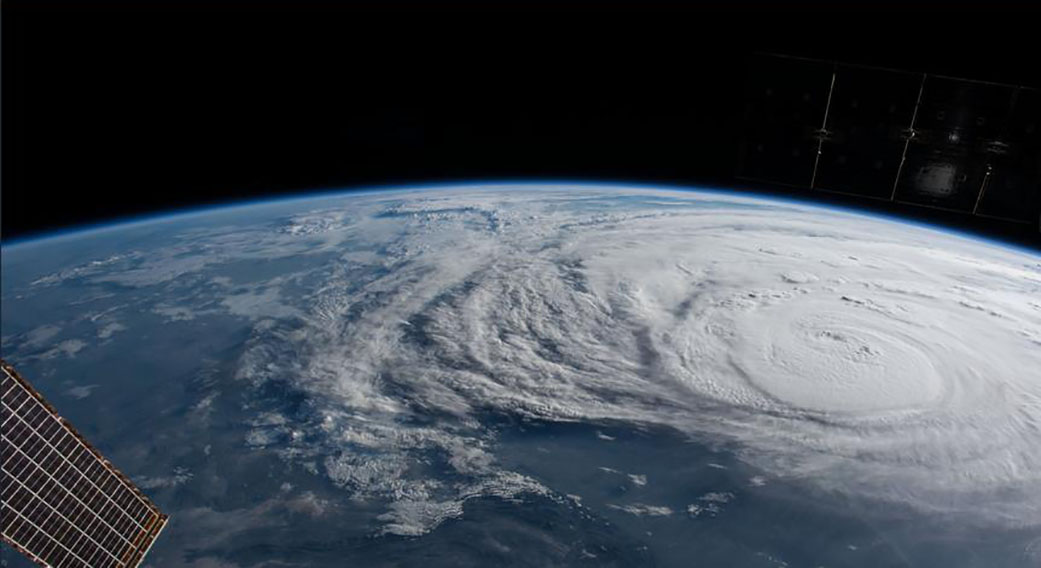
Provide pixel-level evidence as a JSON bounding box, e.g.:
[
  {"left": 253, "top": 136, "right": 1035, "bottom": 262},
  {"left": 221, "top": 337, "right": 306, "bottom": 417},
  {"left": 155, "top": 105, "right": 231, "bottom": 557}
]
[{"left": 227, "top": 187, "right": 1041, "bottom": 533}]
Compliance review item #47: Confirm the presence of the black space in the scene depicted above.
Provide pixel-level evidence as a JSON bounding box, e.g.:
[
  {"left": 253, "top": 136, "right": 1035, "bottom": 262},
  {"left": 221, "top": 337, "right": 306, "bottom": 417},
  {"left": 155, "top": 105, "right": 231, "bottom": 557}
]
[{"left": 3, "top": 2, "right": 1040, "bottom": 246}]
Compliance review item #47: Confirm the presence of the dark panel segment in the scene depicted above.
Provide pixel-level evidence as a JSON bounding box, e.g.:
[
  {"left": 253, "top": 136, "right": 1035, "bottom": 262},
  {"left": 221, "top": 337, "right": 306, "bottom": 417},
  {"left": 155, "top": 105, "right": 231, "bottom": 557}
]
[
  {"left": 740, "top": 53, "right": 1039, "bottom": 230},
  {"left": 814, "top": 67, "right": 923, "bottom": 199},
  {"left": 737, "top": 54, "right": 834, "bottom": 187},
  {"left": 1, "top": 360, "right": 168, "bottom": 568},
  {"left": 973, "top": 88, "right": 1041, "bottom": 222},
  {"left": 894, "top": 77, "right": 1017, "bottom": 212}
]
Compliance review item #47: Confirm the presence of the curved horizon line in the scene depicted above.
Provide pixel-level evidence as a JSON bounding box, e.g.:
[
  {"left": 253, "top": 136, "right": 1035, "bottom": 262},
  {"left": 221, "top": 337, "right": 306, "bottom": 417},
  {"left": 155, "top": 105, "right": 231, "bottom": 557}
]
[{"left": 3, "top": 180, "right": 1039, "bottom": 257}]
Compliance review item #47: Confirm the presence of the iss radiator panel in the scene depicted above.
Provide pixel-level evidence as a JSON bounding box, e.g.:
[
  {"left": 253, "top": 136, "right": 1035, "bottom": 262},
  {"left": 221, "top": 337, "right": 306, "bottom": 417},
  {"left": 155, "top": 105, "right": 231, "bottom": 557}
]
[
  {"left": 969, "top": 87, "right": 1041, "bottom": 222},
  {"left": 737, "top": 54, "right": 833, "bottom": 187},
  {"left": 812, "top": 66, "right": 923, "bottom": 199},
  {"left": 739, "top": 53, "right": 1041, "bottom": 226},
  {"left": 893, "top": 77, "right": 1018, "bottom": 213},
  {"left": 1, "top": 361, "right": 167, "bottom": 568}
]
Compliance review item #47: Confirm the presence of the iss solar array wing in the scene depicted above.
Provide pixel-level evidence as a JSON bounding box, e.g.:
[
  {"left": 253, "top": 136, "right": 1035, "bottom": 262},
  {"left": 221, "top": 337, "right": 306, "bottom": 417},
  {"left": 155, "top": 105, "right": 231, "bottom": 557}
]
[
  {"left": 1, "top": 360, "right": 168, "bottom": 568},
  {"left": 737, "top": 53, "right": 1041, "bottom": 228}
]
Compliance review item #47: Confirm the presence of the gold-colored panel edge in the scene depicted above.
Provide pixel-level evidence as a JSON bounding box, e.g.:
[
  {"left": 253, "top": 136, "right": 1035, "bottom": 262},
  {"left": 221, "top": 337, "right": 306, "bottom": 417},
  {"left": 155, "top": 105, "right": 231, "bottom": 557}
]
[{"left": 2, "top": 359, "right": 170, "bottom": 567}]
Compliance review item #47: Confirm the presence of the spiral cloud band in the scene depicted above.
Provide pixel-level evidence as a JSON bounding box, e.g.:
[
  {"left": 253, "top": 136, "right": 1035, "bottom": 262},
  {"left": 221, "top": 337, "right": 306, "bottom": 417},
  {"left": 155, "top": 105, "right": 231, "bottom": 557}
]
[
  {"left": 218, "top": 186, "right": 1041, "bottom": 533},
  {"left": 26, "top": 185, "right": 1039, "bottom": 536}
]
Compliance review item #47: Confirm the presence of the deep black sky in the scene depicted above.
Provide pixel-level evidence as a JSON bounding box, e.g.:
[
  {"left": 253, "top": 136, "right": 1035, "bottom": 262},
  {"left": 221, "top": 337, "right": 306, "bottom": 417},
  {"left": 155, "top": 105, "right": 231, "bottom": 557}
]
[{"left": 3, "top": 2, "right": 1039, "bottom": 244}]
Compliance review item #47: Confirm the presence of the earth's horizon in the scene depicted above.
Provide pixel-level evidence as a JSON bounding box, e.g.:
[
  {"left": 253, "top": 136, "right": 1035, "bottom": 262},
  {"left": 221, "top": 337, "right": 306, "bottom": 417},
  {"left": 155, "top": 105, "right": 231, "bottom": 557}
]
[{"left": 3, "top": 183, "right": 1040, "bottom": 567}]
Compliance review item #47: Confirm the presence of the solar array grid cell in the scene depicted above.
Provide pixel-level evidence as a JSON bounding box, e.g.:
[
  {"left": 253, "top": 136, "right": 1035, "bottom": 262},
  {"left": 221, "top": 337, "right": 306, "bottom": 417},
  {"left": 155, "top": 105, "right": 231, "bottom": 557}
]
[{"left": 1, "top": 362, "right": 168, "bottom": 568}]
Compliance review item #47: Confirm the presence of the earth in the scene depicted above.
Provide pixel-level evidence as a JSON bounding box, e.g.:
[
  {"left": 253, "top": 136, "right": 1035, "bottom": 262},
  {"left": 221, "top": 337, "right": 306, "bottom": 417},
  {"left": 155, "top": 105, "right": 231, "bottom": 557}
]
[{"left": 3, "top": 184, "right": 1041, "bottom": 567}]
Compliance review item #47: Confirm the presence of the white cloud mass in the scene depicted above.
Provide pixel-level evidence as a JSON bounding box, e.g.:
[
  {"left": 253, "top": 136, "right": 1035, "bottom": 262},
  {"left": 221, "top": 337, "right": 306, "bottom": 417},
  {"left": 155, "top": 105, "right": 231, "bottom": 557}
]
[
  {"left": 227, "top": 187, "right": 1041, "bottom": 532},
  {"left": 16, "top": 185, "right": 1041, "bottom": 535}
]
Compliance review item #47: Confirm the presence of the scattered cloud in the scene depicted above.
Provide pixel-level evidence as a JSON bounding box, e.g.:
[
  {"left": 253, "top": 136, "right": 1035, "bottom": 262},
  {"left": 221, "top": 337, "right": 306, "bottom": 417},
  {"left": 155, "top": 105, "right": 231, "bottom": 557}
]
[
  {"left": 135, "top": 467, "right": 194, "bottom": 489},
  {"left": 607, "top": 503, "right": 673, "bottom": 517},
  {"left": 63, "top": 384, "right": 100, "bottom": 399},
  {"left": 97, "top": 322, "right": 127, "bottom": 339},
  {"left": 37, "top": 339, "right": 87, "bottom": 360}
]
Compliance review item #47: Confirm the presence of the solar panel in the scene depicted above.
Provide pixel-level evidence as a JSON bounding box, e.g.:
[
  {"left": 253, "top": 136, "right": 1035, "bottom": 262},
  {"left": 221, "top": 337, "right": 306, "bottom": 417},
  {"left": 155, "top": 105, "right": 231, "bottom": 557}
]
[{"left": 1, "top": 360, "right": 168, "bottom": 568}]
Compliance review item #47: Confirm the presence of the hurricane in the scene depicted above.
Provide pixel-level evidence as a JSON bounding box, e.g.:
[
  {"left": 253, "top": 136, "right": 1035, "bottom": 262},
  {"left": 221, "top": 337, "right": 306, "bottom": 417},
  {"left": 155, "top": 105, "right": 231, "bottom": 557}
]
[
  {"left": 7, "top": 184, "right": 1041, "bottom": 562},
  {"left": 219, "top": 186, "right": 1041, "bottom": 534}
]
